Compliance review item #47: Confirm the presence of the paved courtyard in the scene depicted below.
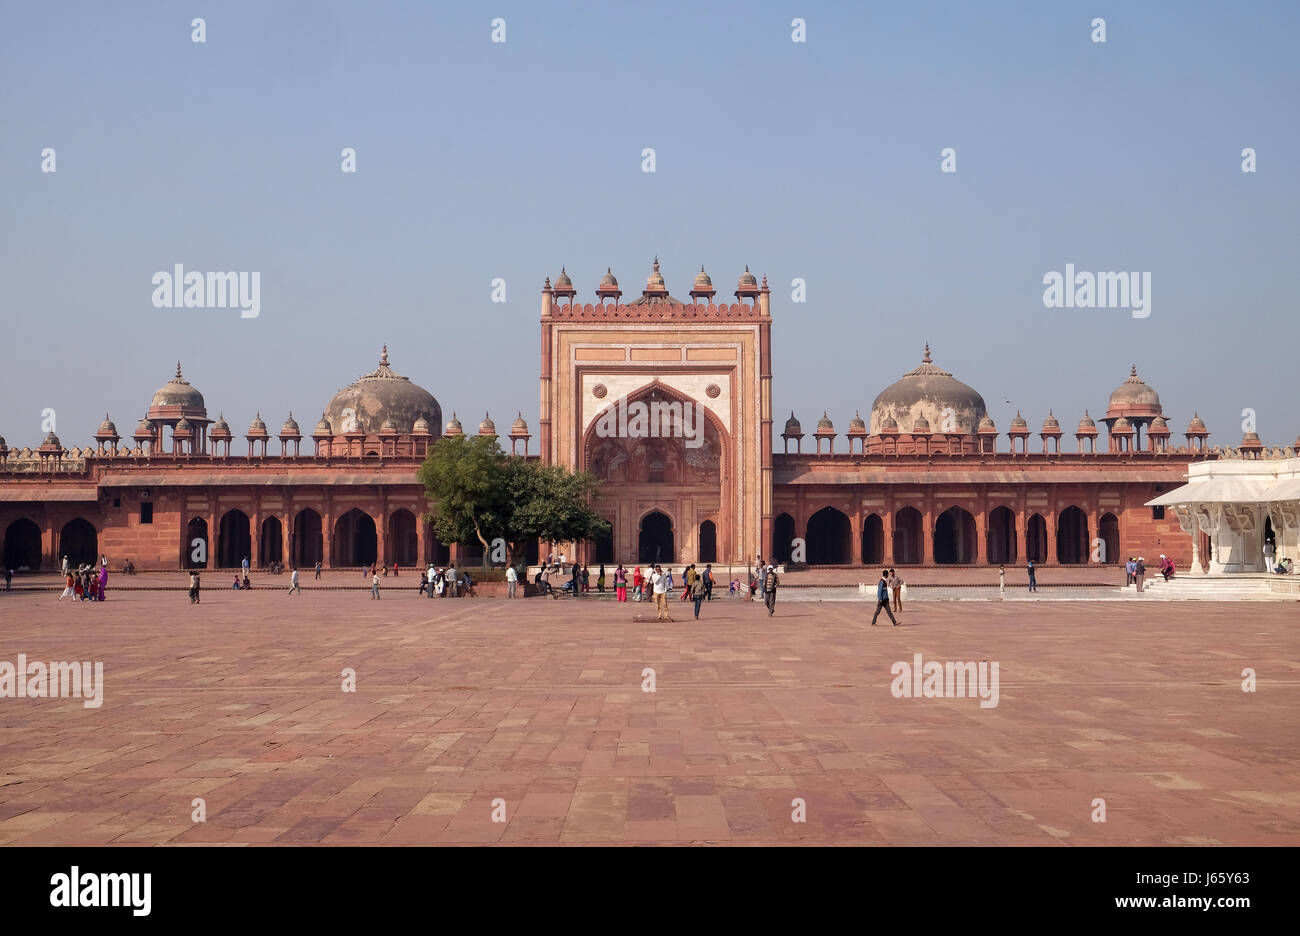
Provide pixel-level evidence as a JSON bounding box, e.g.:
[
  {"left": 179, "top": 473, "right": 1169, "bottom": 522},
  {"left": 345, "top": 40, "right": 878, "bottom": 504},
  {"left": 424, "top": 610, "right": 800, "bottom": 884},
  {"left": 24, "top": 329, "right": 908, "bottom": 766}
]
[{"left": 0, "top": 586, "right": 1296, "bottom": 845}]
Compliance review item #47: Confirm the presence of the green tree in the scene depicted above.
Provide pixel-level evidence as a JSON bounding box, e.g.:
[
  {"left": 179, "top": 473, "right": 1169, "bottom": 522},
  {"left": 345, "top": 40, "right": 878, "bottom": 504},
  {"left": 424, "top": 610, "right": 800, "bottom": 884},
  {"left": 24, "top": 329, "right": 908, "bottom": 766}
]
[{"left": 418, "top": 434, "right": 609, "bottom": 566}]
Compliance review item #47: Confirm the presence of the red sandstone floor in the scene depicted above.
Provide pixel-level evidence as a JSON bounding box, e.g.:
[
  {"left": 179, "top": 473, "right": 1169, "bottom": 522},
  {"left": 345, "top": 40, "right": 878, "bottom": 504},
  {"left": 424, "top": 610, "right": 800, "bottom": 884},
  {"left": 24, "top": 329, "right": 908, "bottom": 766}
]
[{"left": 0, "top": 588, "right": 1296, "bottom": 845}]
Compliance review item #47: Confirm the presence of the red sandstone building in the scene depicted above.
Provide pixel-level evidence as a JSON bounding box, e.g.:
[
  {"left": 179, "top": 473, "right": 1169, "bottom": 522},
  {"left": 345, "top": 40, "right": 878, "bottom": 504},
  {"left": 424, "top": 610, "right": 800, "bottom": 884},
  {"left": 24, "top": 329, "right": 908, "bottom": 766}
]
[{"left": 1, "top": 261, "right": 1277, "bottom": 574}]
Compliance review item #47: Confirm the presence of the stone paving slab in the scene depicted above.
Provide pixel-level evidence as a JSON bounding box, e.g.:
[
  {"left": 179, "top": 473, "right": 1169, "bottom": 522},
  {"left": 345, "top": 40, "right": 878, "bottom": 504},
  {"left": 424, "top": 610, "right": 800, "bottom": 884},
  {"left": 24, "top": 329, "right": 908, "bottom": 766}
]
[{"left": 0, "top": 588, "right": 1296, "bottom": 845}]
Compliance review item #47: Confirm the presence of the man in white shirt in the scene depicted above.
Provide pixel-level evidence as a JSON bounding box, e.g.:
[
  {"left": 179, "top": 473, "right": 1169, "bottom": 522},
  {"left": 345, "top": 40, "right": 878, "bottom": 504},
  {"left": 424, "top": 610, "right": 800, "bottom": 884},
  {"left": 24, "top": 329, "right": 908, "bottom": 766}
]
[
  {"left": 651, "top": 565, "right": 670, "bottom": 621},
  {"left": 506, "top": 564, "right": 518, "bottom": 598}
]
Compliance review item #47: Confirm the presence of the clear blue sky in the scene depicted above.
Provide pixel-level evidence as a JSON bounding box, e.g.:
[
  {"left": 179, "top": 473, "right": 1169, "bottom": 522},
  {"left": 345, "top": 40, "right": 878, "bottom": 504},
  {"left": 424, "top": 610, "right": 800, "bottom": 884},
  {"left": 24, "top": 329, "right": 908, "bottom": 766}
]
[{"left": 2, "top": 0, "right": 1297, "bottom": 449}]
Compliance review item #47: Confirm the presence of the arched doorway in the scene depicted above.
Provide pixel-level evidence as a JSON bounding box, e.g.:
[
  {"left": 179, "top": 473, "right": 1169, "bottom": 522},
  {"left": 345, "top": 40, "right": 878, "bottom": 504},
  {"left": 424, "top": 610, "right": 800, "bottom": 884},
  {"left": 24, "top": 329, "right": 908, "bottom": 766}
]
[
  {"left": 806, "top": 506, "right": 851, "bottom": 564},
  {"left": 861, "top": 514, "right": 884, "bottom": 565},
  {"left": 60, "top": 517, "right": 98, "bottom": 567},
  {"left": 893, "top": 507, "right": 923, "bottom": 564},
  {"left": 638, "top": 511, "right": 674, "bottom": 564},
  {"left": 934, "top": 506, "right": 977, "bottom": 564},
  {"left": 986, "top": 506, "right": 1016, "bottom": 565},
  {"left": 773, "top": 513, "right": 796, "bottom": 564},
  {"left": 1056, "top": 506, "right": 1089, "bottom": 564},
  {"left": 185, "top": 517, "right": 208, "bottom": 569},
  {"left": 3, "top": 518, "right": 42, "bottom": 571},
  {"left": 698, "top": 520, "right": 717, "bottom": 564},
  {"left": 260, "top": 517, "right": 283, "bottom": 567},
  {"left": 594, "top": 525, "right": 614, "bottom": 564},
  {"left": 1098, "top": 513, "right": 1119, "bottom": 565},
  {"left": 293, "top": 508, "right": 322, "bottom": 568},
  {"left": 218, "top": 509, "right": 251, "bottom": 569},
  {"left": 333, "top": 509, "right": 377, "bottom": 567},
  {"left": 426, "top": 523, "right": 451, "bottom": 565},
  {"left": 389, "top": 509, "right": 418, "bottom": 567},
  {"left": 1026, "top": 514, "right": 1047, "bottom": 564}
]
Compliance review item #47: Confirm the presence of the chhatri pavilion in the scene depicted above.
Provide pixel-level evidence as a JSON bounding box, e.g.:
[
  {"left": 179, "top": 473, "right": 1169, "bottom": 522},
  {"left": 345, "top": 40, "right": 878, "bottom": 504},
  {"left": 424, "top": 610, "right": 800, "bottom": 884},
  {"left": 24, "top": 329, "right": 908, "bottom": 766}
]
[{"left": 3, "top": 261, "right": 1296, "bottom": 574}]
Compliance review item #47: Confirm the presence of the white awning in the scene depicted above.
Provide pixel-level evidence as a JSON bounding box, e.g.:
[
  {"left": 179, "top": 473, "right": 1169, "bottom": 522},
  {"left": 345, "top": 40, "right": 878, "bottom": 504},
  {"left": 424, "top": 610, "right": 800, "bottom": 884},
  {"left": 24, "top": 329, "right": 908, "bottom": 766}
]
[{"left": 1146, "top": 478, "right": 1270, "bottom": 506}]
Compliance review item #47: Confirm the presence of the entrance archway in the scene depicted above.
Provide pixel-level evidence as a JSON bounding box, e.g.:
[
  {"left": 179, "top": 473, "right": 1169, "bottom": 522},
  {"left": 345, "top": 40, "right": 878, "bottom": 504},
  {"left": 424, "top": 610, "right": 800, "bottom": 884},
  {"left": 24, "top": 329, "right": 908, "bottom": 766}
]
[
  {"left": 185, "top": 517, "right": 208, "bottom": 569},
  {"left": 426, "top": 523, "right": 451, "bottom": 565},
  {"left": 1098, "top": 513, "right": 1119, "bottom": 565},
  {"left": 638, "top": 511, "right": 674, "bottom": 564},
  {"left": 389, "top": 509, "right": 418, "bottom": 567},
  {"left": 60, "top": 517, "right": 98, "bottom": 567},
  {"left": 594, "top": 525, "right": 614, "bottom": 564},
  {"left": 893, "top": 507, "right": 923, "bottom": 564},
  {"left": 3, "top": 518, "right": 41, "bottom": 571},
  {"left": 260, "top": 517, "right": 283, "bottom": 567},
  {"left": 218, "top": 509, "right": 251, "bottom": 569},
  {"left": 773, "top": 513, "right": 796, "bottom": 563},
  {"left": 1026, "top": 514, "right": 1048, "bottom": 564},
  {"left": 333, "top": 509, "right": 377, "bottom": 567},
  {"left": 1056, "top": 506, "right": 1089, "bottom": 564},
  {"left": 293, "top": 508, "right": 322, "bottom": 568},
  {"left": 986, "top": 506, "right": 1016, "bottom": 565},
  {"left": 698, "top": 520, "right": 717, "bottom": 564},
  {"left": 806, "top": 506, "right": 851, "bottom": 564},
  {"left": 934, "top": 506, "right": 976, "bottom": 564},
  {"left": 861, "top": 514, "right": 884, "bottom": 565}
]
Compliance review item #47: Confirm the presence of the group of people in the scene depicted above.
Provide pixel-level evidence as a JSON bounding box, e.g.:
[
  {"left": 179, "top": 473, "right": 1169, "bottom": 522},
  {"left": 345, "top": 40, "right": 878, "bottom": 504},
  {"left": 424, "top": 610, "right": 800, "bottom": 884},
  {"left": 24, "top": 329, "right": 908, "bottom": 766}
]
[
  {"left": 416, "top": 564, "right": 477, "bottom": 599},
  {"left": 58, "top": 561, "right": 109, "bottom": 602}
]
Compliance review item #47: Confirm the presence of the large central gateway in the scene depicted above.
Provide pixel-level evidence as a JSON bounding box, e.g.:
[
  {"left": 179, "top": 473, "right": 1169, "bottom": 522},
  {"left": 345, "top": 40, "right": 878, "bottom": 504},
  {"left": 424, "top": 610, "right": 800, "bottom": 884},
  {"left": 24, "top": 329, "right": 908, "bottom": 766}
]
[{"left": 539, "top": 261, "right": 772, "bottom": 565}]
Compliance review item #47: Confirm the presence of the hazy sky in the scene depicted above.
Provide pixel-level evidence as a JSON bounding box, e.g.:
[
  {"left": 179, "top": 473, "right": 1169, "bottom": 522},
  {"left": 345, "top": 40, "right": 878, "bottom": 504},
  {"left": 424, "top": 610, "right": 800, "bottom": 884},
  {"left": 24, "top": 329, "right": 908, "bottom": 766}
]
[{"left": 2, "top": 1, "right": 1297, "bottom": 449}]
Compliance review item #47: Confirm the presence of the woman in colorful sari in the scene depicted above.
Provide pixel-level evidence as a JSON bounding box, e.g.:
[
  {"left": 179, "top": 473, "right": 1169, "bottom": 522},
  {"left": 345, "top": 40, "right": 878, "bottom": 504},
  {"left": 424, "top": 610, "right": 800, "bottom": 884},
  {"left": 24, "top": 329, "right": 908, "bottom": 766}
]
[{"left": 98, "top": 563, "right": 108, "bottom": 601}]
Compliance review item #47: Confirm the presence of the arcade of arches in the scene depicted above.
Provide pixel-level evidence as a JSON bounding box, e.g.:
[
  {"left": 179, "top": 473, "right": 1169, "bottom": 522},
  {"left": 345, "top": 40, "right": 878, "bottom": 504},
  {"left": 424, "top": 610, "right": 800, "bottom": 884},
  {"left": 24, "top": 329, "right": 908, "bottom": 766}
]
[{"left": 769, "top": 498, "right": 1138, "bottom": 566}]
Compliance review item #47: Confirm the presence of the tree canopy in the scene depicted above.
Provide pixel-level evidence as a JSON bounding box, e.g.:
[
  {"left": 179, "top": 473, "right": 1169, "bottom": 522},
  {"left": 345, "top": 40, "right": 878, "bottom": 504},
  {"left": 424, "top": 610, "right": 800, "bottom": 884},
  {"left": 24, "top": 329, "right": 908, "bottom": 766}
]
[{"left": 418, "top": 434, "right": 609, "bottom": 565}]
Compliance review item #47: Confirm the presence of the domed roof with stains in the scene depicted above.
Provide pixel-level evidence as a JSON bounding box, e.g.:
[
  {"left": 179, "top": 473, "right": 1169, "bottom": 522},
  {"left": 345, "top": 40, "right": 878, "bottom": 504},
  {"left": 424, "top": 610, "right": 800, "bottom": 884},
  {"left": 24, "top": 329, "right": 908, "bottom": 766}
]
[
  {"left": 1106, "top": 365, "right": 1162, "bottom": 418},
  {"left": 149, "top": 362, "right": 206, "bottom": 412},
  {"left": 323, "top": 346, "right": 442, "bottom": 436},
  {"left": 871, "top": 345, "right": 986, "bottom": 436}
]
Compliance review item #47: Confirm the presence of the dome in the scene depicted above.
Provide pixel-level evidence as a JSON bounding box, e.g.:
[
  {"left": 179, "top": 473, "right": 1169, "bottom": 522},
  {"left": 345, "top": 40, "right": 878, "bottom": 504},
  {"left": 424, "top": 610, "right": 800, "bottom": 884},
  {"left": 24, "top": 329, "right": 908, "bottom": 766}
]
[
  {"left": 555, "top": 266, "right": 573, "bottom": 289},
  {"left": 694, "top": 266, "right": 713, "bottom": 288},
  {"left": 1009, "top": 411, "right": 1029, "bottom": 431},
  {"left": 738, "top": 265, "right": 757, "bottom": 287},
  {"left": 1150, "top": 415, "right": 1169, "bottom": 432},
  {"left": 1240, "top": 431, "right": 1263, "bottom": 449},
  {"left": 313, "top": 413, "right": 332, "bottom": 436},
  {"left": 133, "top": 417, "right": 153, "bottom": 438},
  {"left": 816, "top": 412, "right": 834, "bottom": 432},
  {"left": 599, "top": 268, "right": 618, "bottom": 289},
  {"left": 784, "top": 412, "right": 802, "bottom": 434},
  {"left": 1042, "top": 410, "right": 1061, "bottom": 431},
  {"left": 445, "top": 412, "right": 463, "bottom": 437},
  {"left": 412, "top": 415, "right": 432, "bottom": 435},
  {"left": 150, "top": 361, "right": 205, "bottom": 410},
  {"left": 247, "top": 413, "right": 268, "bottom": 437},
  {"left": 478, "top": 413, "right": 496, "bottom": 436},
  {"left": 869, "top": 344, "right": 986, "bottom": 436},
  {"left": 210, "top": 414, "right": 232, "bottom": 438},
  {"left": 379, "top": 416, "right": 398, "bottom": 434},
  {"left": 510, "top": 413, "right": 529, "bottom": 435},
  {"left": 1112, "top": 416, "right": 1133, "bottom": 432},
  {"left": 96, "top": 414, "right": 119, "bottom": 436},
  {"left": 912, "top": 416, "right": 931, "bottom": 433},
  {"left": 174, "top": 417, "right": 192, "bottom": 433},
  {"left": 1106, "top": 365, "right": 1162, "bottom": 417},
  {"left": 1077, "top": 410, "right": 1096, "bottom": 431},
  {"left": 280, "top": 413, "right": 301, "bottom": 436},
  {"left": 646, "top": 257, "right": 665, "bottom": 288},
  {"left": 880, "top": 413, "right": 899, "bottom": 433},
  {"left": 323, "top": 346, "right": 442, "bottom": 436},
  {"left": 41, "top": 431, "right": 62, "bottom": 448},
  {"left": 848, "top": 411, "right": 867, "bottom": 433},
  {"left": 977, "top": 415, "right": 996, "bottom": 432},
  {"left": 1187, "top": 412, "right": 1207, "bottom": 432}
]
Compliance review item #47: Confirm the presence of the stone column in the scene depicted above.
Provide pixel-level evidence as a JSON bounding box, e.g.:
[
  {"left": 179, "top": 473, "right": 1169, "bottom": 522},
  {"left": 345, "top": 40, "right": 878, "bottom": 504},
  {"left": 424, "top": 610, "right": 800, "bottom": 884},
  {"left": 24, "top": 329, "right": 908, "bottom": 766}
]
[
  {"left": 882, "top": 496, "right": 895, "bottom": 566},
  {"left": 251, "top": 493, "right": 261, "bottom": 569},
  {"left": 922, "top": 491, "right": 934, "bottom": 565},
  {"left": 207, "top": 503, "right": 218, "bottom": 569}
]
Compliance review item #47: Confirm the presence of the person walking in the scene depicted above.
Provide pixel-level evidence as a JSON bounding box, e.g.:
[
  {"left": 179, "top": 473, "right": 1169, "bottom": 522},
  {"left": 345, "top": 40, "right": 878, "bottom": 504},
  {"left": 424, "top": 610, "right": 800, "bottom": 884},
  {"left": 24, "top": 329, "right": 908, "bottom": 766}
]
[
  {"left": 703, "top": 563, "right": 714, "bottom": 600},
  {"left": 597, "top": 564, "right": 606, "bottom": 594},
  {"left": 190, "top": 570, "right": 201, "bottom": 604},
  {"left": 371, "top": 571, "right": 381, "bottom": 600},
  {"left": 1135, "top": 556, "right": 1146, "bottom": 592},
  {"left": 763, "top": 564, "right": 779, "bottom": 615},
  {"left": 690, "top": 572, "right": 706, "bottom": 619},
  {"left": 632, "top": 566, "right": 644, "bottom": 602},
  {"left": 889, "top": 569, "right": 903, "bottom": 612},
  {"left": 289, "top": 567, "right": 301, "bottom": 595},
  {"left": 871, "top": 570, "right": 899, "bottom": 625},
  {"left": 652, "top": 565, "right": 670, "bottom": 621},
  {"left": 614, "top": 564, "right": 627, "bottom": 602},
  {"left": 506, "top": 563, "right": 518, "bottom": 598},
  {"left": 98, "top": 562, "right": 108, "bottom": 601},
  {"left": 59, "top": 570, "right": 75, "bottom": 601},
  {"left": 61, "top": 555, "right": 69, "bottom": 575},
  {"left": 4, "top": 568, "right": 12, "bottom": 592},
  {"left": 314, "top": 560, "right": 322, "bottom": 580},
  {"left": 1027, "top": 559, "right": 1038, "bottom": 593}
]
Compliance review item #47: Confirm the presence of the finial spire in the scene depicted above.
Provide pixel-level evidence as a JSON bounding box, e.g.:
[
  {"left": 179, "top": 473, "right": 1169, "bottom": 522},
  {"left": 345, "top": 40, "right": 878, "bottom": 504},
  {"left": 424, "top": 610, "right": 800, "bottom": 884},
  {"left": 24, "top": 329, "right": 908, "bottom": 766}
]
[
  {"left": 1131, "top": 364, "right": 1137, "bottom": 377},
  {"left": 380, "top": 345, "right": 389, "bottom": 366},
  {"left": 175, "top": 361, "right": 183, "bottom": 379},
  {"left": 923, "top": 343, "right": 931, "bottom": 363}
]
